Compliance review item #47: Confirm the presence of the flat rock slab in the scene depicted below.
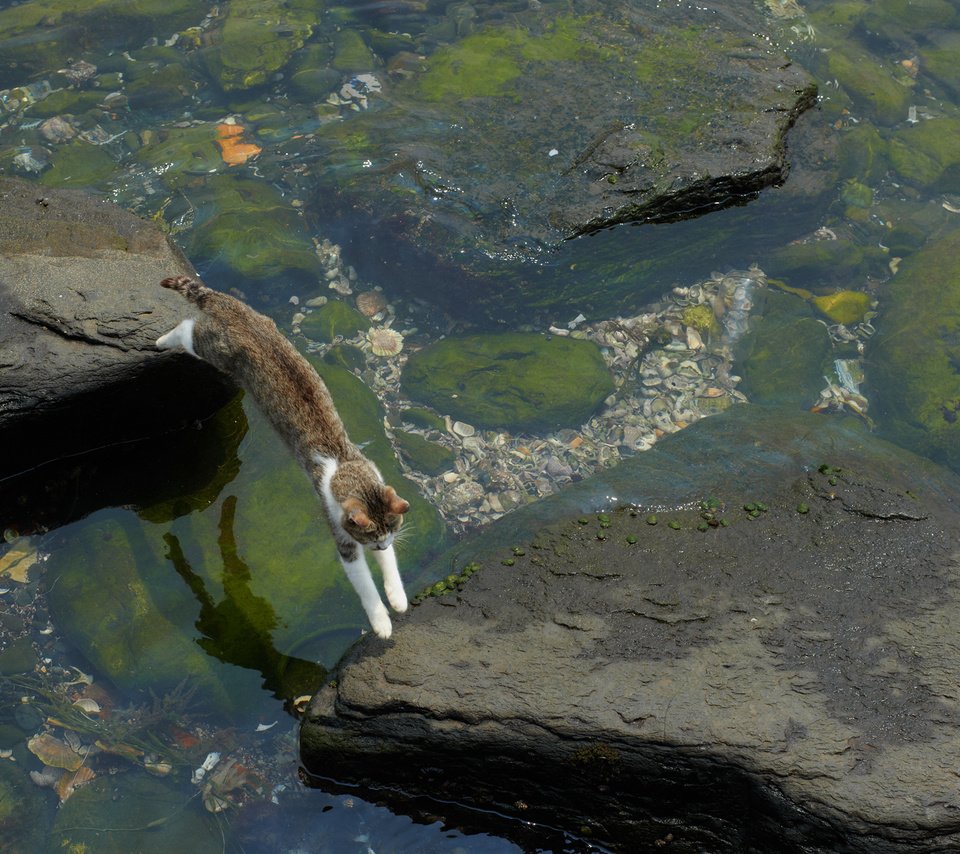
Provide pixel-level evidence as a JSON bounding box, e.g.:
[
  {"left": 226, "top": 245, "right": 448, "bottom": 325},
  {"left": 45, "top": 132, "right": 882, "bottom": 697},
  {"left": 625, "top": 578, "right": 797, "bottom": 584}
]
[
  {"left": 302, "top": 0, "right": 815, "bottom": 291},
  {"left": 0, "top": 177, "right": 234, "bottom": 479},
  {"left": 302, "top": 408, "right": 960, "bottom": 853}
]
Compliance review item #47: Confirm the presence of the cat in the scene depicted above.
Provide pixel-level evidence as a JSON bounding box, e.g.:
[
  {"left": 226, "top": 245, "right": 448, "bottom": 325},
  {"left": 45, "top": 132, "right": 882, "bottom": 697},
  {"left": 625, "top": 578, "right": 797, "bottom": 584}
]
[{"left": 155, "top": 275, "right": 410, "bottom": 639}]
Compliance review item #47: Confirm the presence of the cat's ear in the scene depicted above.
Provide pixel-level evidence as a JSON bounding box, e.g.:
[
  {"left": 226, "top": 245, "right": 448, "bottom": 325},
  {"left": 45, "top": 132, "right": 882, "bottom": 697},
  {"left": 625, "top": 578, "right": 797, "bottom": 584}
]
[
  {"left": 343, "top": 497, "right": 372, "bottom": 529},
  {"left": 383, "top": 486, "right": 410, "bottom": 515}
]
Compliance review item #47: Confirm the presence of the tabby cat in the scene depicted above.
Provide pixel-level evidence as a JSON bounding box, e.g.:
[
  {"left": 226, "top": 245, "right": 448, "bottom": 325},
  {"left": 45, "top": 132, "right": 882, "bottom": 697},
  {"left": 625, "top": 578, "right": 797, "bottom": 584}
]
[{"left": 156, "top": 275, "right": 410, "bottom": 639}]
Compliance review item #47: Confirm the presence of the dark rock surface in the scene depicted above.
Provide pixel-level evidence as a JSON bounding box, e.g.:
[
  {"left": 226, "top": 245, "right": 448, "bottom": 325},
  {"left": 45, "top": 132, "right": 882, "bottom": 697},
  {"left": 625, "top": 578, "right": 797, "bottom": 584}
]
[
  {"left": 302, "top": 406, "right": 960, "bottom": 853},
  {"left": 0, "top": 177, "right": 234, "bottom": 479},
  {"left": 299, "top": 0, "right": 816, "bottom": 317}
]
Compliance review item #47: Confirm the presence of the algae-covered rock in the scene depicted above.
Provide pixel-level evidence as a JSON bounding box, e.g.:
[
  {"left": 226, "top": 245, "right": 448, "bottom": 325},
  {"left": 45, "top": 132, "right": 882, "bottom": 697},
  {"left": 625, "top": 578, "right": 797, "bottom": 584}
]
[
  {"left": 736, "top": 309, "right": 832, "bottom": 407},
  {"left": 0, "top": 0, "right": 199, "bottom": 85},
  {"left": 286, "top": 43, "right": 339, "bottom": 99},
  {"left": 812, "top": 290, "right": 871, "bottom": 325},
  {"left": 46, "top": 513, "right": 235, "bottom": 712},
  {"left": 889, "top": 116, "right": 960, "bottom": 191},
  {"left": 298, "top": 0, "right": 814, "bottom": 316},
  {"left": 53, "top": 772, "right": 222, "bottom": 853},
  {"left": 300, "top": 301, "right": 371, "bottom": 342},
  {"left": 403, "top": 333, "right": 613, "bottom": 432},
  {"left": 134, "top": 125, "right": 224, "bottom": 188},
  {"left": 331, "top": 28, "right": 377, "bottom": 72},
  {"left": 187, "top": 174, "right": 322, "bottom": 282},
  {"left": 39, "top": 140, "right": 117, "bottom": 190},
  {"left": 202, "top": 0, "right": 321, "bottom": 91},
  {"left": 763, "top": 239, "right": 885, "bottom": 290},
  {"left": 826, "top": 48, "right": 913, "bottom": 126},
  {"left": 870, "top": 227, "right": 960, "bottom": 471},
  {"left": 0, "top": 761, "right": 47, "bottom": 852},
  {"left": 837, "top": 124, "right": 889, "bottom": 184},
  {"left": 394, "top": 431, "right": 457, "bottom": 476}
]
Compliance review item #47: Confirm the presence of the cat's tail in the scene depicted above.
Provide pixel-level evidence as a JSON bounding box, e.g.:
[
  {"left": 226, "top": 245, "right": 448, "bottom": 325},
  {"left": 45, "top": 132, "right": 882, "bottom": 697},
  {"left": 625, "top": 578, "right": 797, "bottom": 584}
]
[{"left": 160, "top": 275, "right": 209, "bottom": 305}]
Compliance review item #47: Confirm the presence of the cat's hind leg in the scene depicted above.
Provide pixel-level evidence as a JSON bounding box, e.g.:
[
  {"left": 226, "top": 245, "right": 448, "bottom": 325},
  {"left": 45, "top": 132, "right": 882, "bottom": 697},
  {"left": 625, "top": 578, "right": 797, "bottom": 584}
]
[
  {"left": 371, "top": 545, "right": 407, "bottom": 614},
  {"left": 156, "top": 318, "right": 198, "bottom": 357},
  {"left": 340, "top": 550, "right": 392, "bottom": 639}
]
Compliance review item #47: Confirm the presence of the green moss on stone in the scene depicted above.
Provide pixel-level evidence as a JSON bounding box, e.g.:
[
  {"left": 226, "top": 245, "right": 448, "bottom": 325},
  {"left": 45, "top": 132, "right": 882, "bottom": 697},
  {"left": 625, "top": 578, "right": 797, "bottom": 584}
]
[
  {"left": 331, "top": 28, "right": 377, "bottom": 72},
  {"left": 403, "top": 332, "right": 614, "bottom": 432},
  {"left": 889, "top": 117, "right": 960, "bottom": 191},
  {"left": 204, "top": 0, "right": 320, "bottom": 91},
  {"left": 187, "top": 174, "right": 322, "bottom": 280},
  {"left": 870, "top": 227, "right": 960, "bottom": 471},
  {"left": 736, "top": 314, "right": 833, "bottom": 407},
  {"left": 40, "top": 140, "right": 117, "bottom": 189},
  {"left": 812, "top": 290, "right": 871, "bottom": 325},
  {"left": 827, "top": 49, "right": 913, "bottom": 126},
  {"left": 300, "top": 300, "right": 371, "bottom": 342},
  {"left": 394, "top": 431, "right": 457, "bottom": 476},
  {"left": 402, "top": 406, "right": 446, "bottom": 432}
]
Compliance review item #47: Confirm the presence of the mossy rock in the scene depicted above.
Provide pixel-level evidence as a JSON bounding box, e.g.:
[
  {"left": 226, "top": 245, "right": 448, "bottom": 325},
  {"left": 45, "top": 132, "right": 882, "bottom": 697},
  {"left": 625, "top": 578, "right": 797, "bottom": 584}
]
[
  {"left": 401, "top": 406, "right": 446, "bottom": 433},
  {"left": 203, "top": 0, "right": 320, "bottom": 91},
  {"left": 126, "top": 61, "right": 197, "bottom": 110},
  {"left": 300, "top": 300, "right": 371, "bottom": 342},
  {"left": 403, "top": 333, "right": 614, "bottom": 432},
  {"left": 763, "top": 239, "right": 885, "bottom": 290},
  {"left": 0, "top": 761, "right": 47, "bottom": 851},
  {"left": 0, "top": 0, "right": 199, "bottom": 83},
  {"left": 812, "top": 290, "right": 871, "bottom": 325},
  {"left": 921, "top": 32, "right": 960, "bottom": 100},
  {"left": 322, "top": 342, "right": 366, "bottom": 372},
  {"left": 331, "top": 28, "right": 377, "bottom": 72},
  {"left": 889, "top": 116, "right": 960, "bottom": 191},
  {"left": 187, "top": 174, "right": 322, "bottom": 281},
  {"left": 394, "top": 431, "right": 457, "bottom": 476},
  {"left": 870, "top": 227, "right": 960, "bottom": 472},
  {"left": 46, "top": 513, "right": 235, "bottom": 713},
  {"left": 52, "top": 772, "right": 222, "bottom": 853},
  {"left": 837, "top": 124, "right": 889, "bottom": 184},
  {"left": 826, "top": 48, "right": 913, "bottom": 127},
  {"left": 735, "top": 313, "right": 832, "bottom": 408},
  {"left": 286, "top": 43, "right": 340, "bottom": 99},
  {"left": 860, "top": 0, "right": 955, "bottom": 42},
  {"left": 25, "top": 89, "right": 103, "bottom": 119},
  {"left": 134, "top": 125, "right": 224, "bottom": 188},
  {"left": 40, "top": 139, "right": 117, "bottom": 190}
]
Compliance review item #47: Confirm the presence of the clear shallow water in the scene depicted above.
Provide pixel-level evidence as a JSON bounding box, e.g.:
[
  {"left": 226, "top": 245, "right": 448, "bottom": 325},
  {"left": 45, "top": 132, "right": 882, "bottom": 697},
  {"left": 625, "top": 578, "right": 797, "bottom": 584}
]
[{"left": 0, "top": 0, "right": 958, "bottom": 850}]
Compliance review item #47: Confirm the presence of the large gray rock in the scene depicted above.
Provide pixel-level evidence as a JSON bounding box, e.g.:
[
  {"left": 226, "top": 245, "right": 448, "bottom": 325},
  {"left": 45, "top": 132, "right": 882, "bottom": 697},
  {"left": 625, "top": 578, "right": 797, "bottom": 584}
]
[
  {"left": 301, "top": 407, "right": 960, "bottom": 853},
  {"left": 0, "top": 177, "right": 234, "bottom": 480}
]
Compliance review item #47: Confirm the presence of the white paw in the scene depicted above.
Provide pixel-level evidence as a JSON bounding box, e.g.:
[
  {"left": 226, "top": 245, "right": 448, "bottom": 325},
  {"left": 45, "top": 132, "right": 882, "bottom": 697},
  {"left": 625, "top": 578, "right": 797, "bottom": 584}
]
[
  {"left": 385, "top": 582, "right": 408, "bottom": 614},
  {"left": 369, "top": 605, "right": 393, "bottom": 639}
]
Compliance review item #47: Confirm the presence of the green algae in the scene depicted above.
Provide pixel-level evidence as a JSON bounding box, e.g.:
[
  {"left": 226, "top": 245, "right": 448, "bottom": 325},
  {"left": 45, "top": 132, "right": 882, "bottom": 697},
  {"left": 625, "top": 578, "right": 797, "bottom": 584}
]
[
  {"left": 46, "top": 513, "right": 235, "bottom": 713},
  {"left": 870, "top": 227, "right": 960, "bottom": 472},
  {"left": 812, "top": 290, "right": 871, "bottom": 325},
  {"left": 394, "top": 431, "right": 457, "bottom": 476},
  {"left": 134, "top": 125, "right": 223, "bottom": 187},
  {"left": 40, "top": 139, "right": 116, "bottom": 189},
  {"left": 53, "top": 772, "right": 222, "bottom": 853},
  {"left": 187, "top": 174, "right": 322, "bottom": 282},
  {"left": 299, "top": 300, "right": 371, "bottom": 343},
  {"left": 331, "top": 28, "right": 377, "bottom": 72},
  {"left": 826, "top": 49, "right": 913, "bottom": 127},
  {"left": 736, "top": 311, "right": 833, "bottom": 408},
  {"left": 203, "top": 0, "right": 321, "bottom": 91},
  {"left": 889, "top": 116, "right": 960, "bottom": 191},
  {"left": 403, "top": 332, "right": 614, "bottom": 432}
]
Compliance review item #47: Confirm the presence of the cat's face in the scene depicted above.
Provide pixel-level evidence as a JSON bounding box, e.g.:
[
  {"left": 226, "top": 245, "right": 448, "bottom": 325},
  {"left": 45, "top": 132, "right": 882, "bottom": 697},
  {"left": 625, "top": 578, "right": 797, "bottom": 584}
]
[{"left": 341, "top": 485, "right": 409, "bottom": 548}]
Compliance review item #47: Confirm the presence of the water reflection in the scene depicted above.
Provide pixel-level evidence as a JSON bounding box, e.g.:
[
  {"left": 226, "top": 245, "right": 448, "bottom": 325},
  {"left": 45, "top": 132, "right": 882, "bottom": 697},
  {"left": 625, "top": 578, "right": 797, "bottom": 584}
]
[{"left": 164, "top": 494, "right": 326, "bottom": 711}]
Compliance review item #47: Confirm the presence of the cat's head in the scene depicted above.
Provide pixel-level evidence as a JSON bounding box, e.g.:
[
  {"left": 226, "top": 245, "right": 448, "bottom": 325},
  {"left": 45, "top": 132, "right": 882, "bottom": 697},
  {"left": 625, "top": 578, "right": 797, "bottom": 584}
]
[{"left": 341, "top": 484, "right": 410, "bottom": 549}]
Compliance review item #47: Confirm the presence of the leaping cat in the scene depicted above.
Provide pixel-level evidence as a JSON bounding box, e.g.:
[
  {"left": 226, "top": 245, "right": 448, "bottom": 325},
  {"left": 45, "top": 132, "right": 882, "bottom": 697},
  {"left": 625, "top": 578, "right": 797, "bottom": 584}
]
[{"left": 156, "top": 275, "right": 410, "bottom": 639}]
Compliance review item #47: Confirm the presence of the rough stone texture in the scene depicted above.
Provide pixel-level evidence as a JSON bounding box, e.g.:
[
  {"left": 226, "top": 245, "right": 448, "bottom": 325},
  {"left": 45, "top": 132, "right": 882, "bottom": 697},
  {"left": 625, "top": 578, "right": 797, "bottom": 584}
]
[
  {"left": 302, "top": 407, "right": 960, "bottom": 853},
  {"left": 0, "top": 177, "right": 234, "bottom": 478},
  {"left": 297, "top": 0, "right": 816, "bottom": 317}
]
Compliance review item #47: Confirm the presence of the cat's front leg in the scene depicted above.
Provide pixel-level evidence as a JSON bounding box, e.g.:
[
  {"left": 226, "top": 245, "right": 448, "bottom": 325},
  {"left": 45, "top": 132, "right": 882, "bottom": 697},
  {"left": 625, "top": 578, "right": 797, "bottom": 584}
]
[
  {"left": 371, "top": 545, "right": 407, "bottom": 614},
  {"left": 339, "top": 548, "right": 392, "bottom": 639}
]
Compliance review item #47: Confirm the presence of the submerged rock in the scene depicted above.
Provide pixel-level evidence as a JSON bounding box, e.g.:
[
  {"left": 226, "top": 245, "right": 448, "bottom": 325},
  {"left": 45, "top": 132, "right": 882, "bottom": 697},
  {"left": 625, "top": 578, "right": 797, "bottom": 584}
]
[
  {"left": 870, "top": 225, "right": 960, "bottom": 472},
  {"left": 298, "top": 0, "right": 815, "bottom": 315},
  {"left": 302, "top": 406, "right": 960, "bottom": 852},
  {"left": 0, "top": 176, "right": 234, "bottom": 480},
  {"left": 403, "top": 332, "right": 614, "bottom": 432}
]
